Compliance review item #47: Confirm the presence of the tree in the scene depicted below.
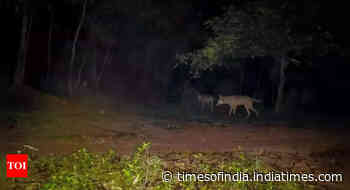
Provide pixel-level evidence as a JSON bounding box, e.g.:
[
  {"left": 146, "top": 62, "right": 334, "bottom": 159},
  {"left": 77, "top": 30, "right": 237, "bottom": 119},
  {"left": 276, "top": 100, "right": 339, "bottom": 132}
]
[
  {"left": 67, "top": 0, "right": 88, "bottom": 97},
  {"left": 176, "top": 1, "right": 334, "bottom": 113},
  {"left": 13, "top": 0, "right": 32, "bottom": 87},
  {"left": 46, "top": 3, "right": 54, "bottom": 87}
]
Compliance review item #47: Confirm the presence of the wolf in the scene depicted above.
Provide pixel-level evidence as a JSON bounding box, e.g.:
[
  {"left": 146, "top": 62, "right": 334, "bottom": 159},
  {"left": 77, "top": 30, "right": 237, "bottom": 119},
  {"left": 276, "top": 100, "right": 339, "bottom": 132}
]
[
  {"left": 197, "top": 94, "right": 215, "bottom": 112},
  {"left": 216, "top": 95, "right": 261, "bottom": 118}
]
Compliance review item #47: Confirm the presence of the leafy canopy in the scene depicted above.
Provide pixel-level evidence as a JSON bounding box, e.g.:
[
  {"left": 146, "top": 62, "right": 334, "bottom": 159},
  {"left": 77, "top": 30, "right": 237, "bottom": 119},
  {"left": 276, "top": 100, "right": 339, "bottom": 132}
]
[{"left": 175, "top": 1, "right": 331, "bottom": 76}]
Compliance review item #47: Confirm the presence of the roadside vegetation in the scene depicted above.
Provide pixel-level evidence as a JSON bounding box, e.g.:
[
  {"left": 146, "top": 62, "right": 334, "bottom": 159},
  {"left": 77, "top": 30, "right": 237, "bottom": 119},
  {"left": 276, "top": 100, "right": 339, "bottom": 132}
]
[{"left": 3, "top": 142, "right": 312, "bottom": 190}]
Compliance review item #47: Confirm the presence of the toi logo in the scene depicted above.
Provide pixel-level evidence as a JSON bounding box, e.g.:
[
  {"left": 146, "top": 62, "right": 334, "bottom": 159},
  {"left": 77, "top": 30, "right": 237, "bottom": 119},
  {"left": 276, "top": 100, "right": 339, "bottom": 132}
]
[{"left": 6, "top": 154, "right": 28, "bottom": 178}]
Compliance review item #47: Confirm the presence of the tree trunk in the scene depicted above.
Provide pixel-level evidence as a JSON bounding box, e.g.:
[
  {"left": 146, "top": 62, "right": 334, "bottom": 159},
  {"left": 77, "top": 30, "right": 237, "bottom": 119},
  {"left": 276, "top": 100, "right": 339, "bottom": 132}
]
[
  {"left": 24, "top": 15, "right": 32, "bottom": 80},
  {"left": 275, "top": 56, "right": 288, "bottom": 113},
  {"left": 13, "top": 13, "right": 30, "bottom": 87},
  {"left": 239, "top": 62, "right": 245, "bottom": 94},
  {"left": 96, "top": 48, "right": 111, "bottom": 90},
  {"left": 75, "top": 54, "right": 87, "bottom": 89},
  {"left": 254, "top": 65, "right": 263, "bottom": 98},
  {"left": 90, "top": 49, "right": 98, "bottom": 93},
  {"left": 68, "top": 0, "right": 87, "bottom": 97},
  {"left": 46, "top": 7, "right": 54, "bottom": 86}
]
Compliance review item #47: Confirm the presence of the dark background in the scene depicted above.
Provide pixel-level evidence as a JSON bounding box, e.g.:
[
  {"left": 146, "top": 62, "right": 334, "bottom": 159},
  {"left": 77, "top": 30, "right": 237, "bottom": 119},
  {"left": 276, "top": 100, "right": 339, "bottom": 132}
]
[{"left": 1, "top": 0, "right": 350, "bottom": 116}]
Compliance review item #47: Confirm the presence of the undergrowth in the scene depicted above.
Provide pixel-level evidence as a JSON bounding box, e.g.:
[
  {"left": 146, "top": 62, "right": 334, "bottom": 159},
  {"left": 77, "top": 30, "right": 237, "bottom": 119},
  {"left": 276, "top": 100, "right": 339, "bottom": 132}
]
[{"left": 3, "top": 143, "right": 313, "bottom": 190}]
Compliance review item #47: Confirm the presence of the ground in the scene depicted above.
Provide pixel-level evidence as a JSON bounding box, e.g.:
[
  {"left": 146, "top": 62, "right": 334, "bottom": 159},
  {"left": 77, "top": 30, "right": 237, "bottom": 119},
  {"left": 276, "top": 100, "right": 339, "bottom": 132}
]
[{"left": 0, "top": 86, "right": 349, "bottom": 189}]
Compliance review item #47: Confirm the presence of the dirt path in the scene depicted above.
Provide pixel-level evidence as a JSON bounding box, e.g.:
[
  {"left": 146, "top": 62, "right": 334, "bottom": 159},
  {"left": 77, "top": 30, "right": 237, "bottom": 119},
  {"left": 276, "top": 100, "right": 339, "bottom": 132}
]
[{"left": 99, "top": 121, "right": 350, "bottom": 190}]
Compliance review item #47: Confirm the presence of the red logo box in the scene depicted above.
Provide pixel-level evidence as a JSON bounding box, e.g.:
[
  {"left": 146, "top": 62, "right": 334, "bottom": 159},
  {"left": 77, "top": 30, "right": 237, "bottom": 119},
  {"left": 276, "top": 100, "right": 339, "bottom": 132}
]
[{"left": 6, "top": 154, "right": 28, "bottom": 178}]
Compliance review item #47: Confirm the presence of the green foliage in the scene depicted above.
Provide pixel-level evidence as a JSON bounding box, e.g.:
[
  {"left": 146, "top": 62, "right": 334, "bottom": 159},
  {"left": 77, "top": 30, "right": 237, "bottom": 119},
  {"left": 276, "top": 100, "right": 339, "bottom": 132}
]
[
  {"left": 0, "top": 155, "right": 8, "bottom": 188},
  {"left": 120, "top": 142, "right": 164, "bottom": 189},
  {"left": 175, "top": 1, "right": 336, "bottom": 77},
  {"left": 5, "top": 143, "right": 310, "bottom": 190},
  {"left": 176, "top": 1, "right": 290, "bottom": 76},
  {"left": 5, "top": 143, "right": 166, "bottom": 190}
]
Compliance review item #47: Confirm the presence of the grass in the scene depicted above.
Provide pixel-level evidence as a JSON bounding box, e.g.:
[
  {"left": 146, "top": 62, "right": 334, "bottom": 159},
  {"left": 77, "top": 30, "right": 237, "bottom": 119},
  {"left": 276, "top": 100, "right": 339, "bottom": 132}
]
[
  {"left": 0, "top": 154, "right": 8, "bottom": 189},
  {"left": 1, "top": 142, "right": 314, "bottom": 190}
]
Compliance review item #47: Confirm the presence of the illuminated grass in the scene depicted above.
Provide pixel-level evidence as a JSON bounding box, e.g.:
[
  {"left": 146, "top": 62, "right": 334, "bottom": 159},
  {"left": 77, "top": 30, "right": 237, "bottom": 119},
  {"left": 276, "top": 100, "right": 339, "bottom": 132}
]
[{"left": 4, "top": 143, "right": 313, "bottom": 190}]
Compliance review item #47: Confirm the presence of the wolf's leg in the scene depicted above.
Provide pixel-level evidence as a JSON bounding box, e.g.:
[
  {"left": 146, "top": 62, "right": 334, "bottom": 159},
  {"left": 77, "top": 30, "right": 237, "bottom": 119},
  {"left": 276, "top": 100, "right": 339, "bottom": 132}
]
[
  {"left": 232, "top": 106, "right": 237, "bottom": 117},
  {"left": 228, "top": 106, "right": 233, "bottom": 116},
  {"left": 251, "top": 107, "right": 259, "bottom": 116},
  {"left": 247, "top": 104, "right": 259, "bottom": 117},
  {"left": 244, "top": 105, "right": 251, "bottom": 118},
  {"left": 208, "top": 100, "right": 211, "bottom": 112}
]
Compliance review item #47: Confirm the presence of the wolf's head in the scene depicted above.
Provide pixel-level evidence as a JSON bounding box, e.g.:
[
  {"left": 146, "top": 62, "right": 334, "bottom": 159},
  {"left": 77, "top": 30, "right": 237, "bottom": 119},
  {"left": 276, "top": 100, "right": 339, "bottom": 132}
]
[{"left": 216, "top": 95, "right": 224, "bottom": 105}]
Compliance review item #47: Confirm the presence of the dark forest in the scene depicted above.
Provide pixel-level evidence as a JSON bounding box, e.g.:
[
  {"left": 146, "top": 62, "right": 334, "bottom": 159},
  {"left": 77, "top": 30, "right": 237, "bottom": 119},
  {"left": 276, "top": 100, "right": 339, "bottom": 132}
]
[{"left": 0, "top": 0, "right": 349, "bottom": 189}]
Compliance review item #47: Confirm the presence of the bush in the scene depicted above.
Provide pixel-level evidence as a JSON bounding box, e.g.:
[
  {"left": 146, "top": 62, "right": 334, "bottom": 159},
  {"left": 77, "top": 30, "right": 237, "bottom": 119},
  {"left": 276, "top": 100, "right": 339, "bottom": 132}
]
[{"left": 4, "top": 143, "right": 310, "bottom": 190}]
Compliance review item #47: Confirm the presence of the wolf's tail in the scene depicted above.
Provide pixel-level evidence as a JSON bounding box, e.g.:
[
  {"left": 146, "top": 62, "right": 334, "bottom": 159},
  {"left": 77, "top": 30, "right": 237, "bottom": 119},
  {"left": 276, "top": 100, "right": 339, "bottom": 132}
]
[{"left": 252, "top": 98, "right": 262, "bottom": 103}]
